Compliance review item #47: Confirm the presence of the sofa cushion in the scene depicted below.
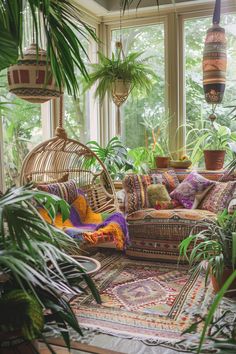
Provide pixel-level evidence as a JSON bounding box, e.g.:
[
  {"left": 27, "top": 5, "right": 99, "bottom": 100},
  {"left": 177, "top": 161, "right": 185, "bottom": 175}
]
[
  {"left": 126, "top": 208, "right": 216, "bottom": 261},
  {"left": 147, "top": 184, "right": 170, "bottom": 207},
  {"left": 200, "top": 181, "right": 236, "bottom": 213},
  {"left": 170, "top": 171, "right": 215, "bottom": 209},
  {"left": 37, "top": 179, "right": 78, "bottom": 204},
  {"left": 123, "top": 170, "right": 179, "bottom": 214},
  {"left": 154, "top": 200, "right": 181, "bottom": 210}
]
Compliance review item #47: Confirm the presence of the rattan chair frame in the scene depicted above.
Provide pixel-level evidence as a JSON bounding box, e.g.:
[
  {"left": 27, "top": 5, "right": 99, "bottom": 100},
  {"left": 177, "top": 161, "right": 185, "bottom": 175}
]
[{"left": 20, "top": 127, "right": 119, "bottom": 214}]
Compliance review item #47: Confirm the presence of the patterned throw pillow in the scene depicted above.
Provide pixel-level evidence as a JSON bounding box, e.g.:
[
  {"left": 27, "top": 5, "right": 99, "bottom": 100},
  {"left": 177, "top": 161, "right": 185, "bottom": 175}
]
[
  {"left": 37, "top": 179, "right": 78, "bottom": 204},
  {"left": 170, "top": 171, "right": 215, "bottom": 209},
  {"left": 200, "top": 181, "right": 236, "bottom": 213},
  {"left": 161, "top": 169, "right": 180, "bottom": 192},
  {"left": 123, "top": 171, "right": 179, "bottom": 214},
  {"left": 123, "top": 174, "right": 162, "bottom": 214},
  {"left": 154, "top": 200, "right": 181, "bottom": 210},
  {"left": 147, "top": 184, "right": 170, "bottom": 208}
]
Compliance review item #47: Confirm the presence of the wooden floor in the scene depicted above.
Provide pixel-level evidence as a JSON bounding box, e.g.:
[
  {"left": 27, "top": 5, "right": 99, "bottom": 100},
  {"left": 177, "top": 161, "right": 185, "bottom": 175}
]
[{"left": 39, "top": 338, "right": 125, "bottom": 354}]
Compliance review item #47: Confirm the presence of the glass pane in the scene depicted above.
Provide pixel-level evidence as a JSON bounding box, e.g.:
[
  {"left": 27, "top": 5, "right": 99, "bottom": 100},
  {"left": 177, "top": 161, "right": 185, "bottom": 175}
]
[
  {"left": 0, "top": 72, "right": 42, "bottom": 188},
  {"left": 64, "top": 35, "right": 97, "bottom": 144},
  {"left": 184, "top": 14, "right": 236, "bottom": 167},
  {"left": 111, "top": 24, "right": 166, "bottom": 150}
]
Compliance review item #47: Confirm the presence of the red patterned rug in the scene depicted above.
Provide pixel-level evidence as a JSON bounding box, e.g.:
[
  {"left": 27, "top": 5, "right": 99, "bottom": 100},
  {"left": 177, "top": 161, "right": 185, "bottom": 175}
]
[{"left": 71, "top": 252, "right": 214, "bottom": 349}]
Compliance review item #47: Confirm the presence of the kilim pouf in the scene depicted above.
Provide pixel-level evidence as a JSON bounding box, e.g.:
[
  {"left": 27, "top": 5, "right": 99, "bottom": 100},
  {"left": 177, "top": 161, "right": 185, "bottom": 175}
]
[{"left": 126, "top": 208, "right": 216, "bottom": 261}]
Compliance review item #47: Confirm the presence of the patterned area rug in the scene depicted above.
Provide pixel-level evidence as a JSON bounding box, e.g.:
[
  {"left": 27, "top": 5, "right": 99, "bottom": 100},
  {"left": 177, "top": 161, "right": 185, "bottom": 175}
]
[{"left": 71, "top": 252, "right": 214, "bottom": 350}]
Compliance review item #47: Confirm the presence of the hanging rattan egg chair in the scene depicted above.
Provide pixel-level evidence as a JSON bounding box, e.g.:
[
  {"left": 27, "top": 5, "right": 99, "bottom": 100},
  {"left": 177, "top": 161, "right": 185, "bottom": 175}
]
[{"left": 20, "top": 99, "right": 119, "bottom": 214}]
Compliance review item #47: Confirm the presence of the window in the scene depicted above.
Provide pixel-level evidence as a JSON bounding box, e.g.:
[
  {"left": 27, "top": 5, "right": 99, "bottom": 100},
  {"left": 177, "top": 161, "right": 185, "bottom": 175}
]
[
  {"left": 64, "top": 33, "right": 98, "bottom": 143},
  {"left": 111, "top": 23, "right": 166, "bottom": 151},
  {"left": 0, "top": 72, "right": 51, "bottom": 189},
  {"left": 184, "top": 13, "right": 236, "bottom": 166}
]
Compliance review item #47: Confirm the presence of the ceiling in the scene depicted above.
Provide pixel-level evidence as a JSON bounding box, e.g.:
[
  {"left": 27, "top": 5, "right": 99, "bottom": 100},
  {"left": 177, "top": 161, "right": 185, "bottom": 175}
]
[{"left": 93, "top": 0, "right": 196, "bottom": 12}]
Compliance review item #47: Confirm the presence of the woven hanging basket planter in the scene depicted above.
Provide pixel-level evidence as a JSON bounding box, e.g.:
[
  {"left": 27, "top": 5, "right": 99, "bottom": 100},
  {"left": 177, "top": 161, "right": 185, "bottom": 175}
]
[
  {"left": 7, "top": 44, "right": 62, "bottom": 103},
  {"left": 203, "top": 0, "right": 227, "bottom": 104},
  {"left": 111, "top": 79, "right": 131, "bottom": 107}
]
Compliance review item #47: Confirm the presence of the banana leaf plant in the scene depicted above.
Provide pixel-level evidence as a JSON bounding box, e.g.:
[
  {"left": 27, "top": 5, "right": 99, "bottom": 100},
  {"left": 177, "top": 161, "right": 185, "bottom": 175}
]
[
  {"left": 0, "top": 184, "right": 100, "bottom": 352},
  {"left": 0, "top": 0, "right": 97, "bottom": 97}
]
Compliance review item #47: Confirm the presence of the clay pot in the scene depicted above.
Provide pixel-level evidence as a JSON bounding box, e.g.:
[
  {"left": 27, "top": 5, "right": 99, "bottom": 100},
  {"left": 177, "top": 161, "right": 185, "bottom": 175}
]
[
  {"left": 204, "top": 150, "right": 226, "bottom": 170},
  {"left": 211, "top": 268, "right": 236, "bottom": 298},
  {"left": 155, "top": 156, "right": 170, "bottom": 168}
]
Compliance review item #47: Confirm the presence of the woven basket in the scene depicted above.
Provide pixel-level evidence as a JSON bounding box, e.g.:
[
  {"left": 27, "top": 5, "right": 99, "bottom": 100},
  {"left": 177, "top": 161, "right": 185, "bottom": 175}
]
[{"left": 8, "top": 44, "right": 62, "bottom": 103}]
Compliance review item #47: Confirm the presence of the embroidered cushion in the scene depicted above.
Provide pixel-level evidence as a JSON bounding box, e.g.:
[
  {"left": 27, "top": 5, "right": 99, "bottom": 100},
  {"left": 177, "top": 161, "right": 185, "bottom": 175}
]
[
  {"left": 147, "top": 184, "right": 170, "bottom": 208},
  {"left": 154, "top": 200, "right": 181, "bottom": 210},
  {"left": 37, "top": 179, "right": 78, "bottom": 204},
  {"left": 170, "top": 171, "right": 215, "bottom": 209},
  {"left": 123, "top": 171, "right": 179, "bottom": 214},
  {"left": 123, "top": 174, "right": 162, "bottom": 214},
  {"left": 160, "top": 169, "right": 179, "bottom": 192},
  {"left": 200, "top": 181, "right": 236, "bottom": 213}
]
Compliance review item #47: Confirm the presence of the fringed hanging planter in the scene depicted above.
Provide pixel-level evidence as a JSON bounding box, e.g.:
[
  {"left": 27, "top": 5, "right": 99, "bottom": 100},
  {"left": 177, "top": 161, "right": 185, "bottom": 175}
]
[
  {"left": 203, "top": 0, "right": 227, "bottom": 105},
  {"left": 7, "top": 44, "right": 63, "bottom": 103}
]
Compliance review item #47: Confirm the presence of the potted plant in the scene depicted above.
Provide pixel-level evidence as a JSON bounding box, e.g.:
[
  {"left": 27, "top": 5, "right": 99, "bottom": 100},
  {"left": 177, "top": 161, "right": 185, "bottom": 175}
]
[
  {"left": 0, "top": 184, "right": 100, "bottom": 353},
  {"left": 0, "top": 0, "right": 97, "bottom": 98},
  {"left": 86, "top": 136, "right": 133, "bottom": 181},
  {"left": 186, "top": 121, "right": 236, "bottom": 170},
  {"left": 87, "top": 49, "right": 157, "bottom": 103},
  {"left": 180, "top": 209, "right": 236, "bottom": 296}
]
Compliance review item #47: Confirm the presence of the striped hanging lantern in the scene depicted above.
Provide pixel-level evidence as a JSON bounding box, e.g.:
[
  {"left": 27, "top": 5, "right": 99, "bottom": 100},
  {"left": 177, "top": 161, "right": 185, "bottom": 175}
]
[
  {"left": 203, "top": 0, "right": 227, "bottom": 104},
  {"left": 7, "top": 44, "right": 62, "bottom": 103}
]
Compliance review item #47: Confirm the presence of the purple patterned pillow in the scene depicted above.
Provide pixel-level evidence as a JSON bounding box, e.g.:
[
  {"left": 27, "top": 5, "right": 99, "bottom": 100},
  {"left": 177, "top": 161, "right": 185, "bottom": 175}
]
[
  {"left": 170, "top": 171, "right": 215, "bottom": 209},
  {"left": 37, "top": 179, "right": 78, "bottom": 204}
]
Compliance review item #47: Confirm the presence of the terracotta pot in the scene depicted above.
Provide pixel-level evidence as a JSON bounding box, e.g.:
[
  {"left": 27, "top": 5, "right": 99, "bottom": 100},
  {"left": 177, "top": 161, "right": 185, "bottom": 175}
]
[
  {"left": 204, "top": 150, "right": 226, "bottom": 170},
  {"left": 0, "top": 331, "right": 38, "bottom": 354},
  {"left": 155, "top": 156, "right": 170, "bottom": 168},
  {"left": 211, "top": 268, "right": 236, "bottom": 298}
]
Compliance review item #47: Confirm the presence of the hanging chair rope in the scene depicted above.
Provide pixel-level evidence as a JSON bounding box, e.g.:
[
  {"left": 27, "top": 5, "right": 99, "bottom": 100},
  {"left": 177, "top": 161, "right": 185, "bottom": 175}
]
[{"left": 55, "top": 95, "right": 67, "bottom": 139}]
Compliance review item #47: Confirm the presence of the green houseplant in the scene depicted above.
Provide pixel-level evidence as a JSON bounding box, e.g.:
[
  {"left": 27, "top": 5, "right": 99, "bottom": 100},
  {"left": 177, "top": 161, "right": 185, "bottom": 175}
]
[
  {"left": 86, "top": 136, "right": 132, "bottom": 181},
  {"left": 180, "top": 209, "right": 236, "bottom": 295},
  {"left": 187, "top": 121, "right": 236, "bottom": 170},
  {"left": 0, "top": 184, "right": 100, "bottom": 353},
  {"left": 87, "top": 50, "right": 157, "bottom": 102}
]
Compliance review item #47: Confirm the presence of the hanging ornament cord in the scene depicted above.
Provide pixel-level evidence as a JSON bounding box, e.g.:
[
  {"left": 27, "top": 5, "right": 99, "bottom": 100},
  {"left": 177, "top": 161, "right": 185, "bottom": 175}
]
[
  {"left": 213, "top": 0, "right": 221, "bottom": 25},
  {"left": 208, "top": 0, "right": 221, "bottom": 123}
]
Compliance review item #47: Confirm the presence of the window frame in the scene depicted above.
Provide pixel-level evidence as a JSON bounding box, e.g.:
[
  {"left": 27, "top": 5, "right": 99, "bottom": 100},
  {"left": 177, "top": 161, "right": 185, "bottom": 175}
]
[{"left": 100, "top": 0, "right": 236, "bottom": 155}]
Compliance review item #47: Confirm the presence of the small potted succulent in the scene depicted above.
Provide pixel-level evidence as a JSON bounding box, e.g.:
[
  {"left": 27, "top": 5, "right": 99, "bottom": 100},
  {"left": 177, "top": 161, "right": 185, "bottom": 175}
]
[{"left": 180, "top": 209, "right": 236, "bottom": 296}]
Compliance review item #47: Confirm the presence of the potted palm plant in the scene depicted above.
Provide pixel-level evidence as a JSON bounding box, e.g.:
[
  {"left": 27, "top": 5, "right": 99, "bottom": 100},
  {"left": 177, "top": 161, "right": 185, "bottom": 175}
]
[
  {"left": 0, "top": 184, "right": 100, "bottom": 353},
  {"left": 87, "top": 49, "right": 157, "bottom": 103},
  {"left": 180, "top": 209, "right": 236, "bottom": 296}
]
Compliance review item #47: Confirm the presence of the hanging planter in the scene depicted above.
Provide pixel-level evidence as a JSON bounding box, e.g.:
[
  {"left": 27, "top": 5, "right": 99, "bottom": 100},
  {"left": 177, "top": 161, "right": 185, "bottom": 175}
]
[
  {"left": 111, "top": 79, "right": 131, "bottom": 107},
  {"left": 7, "top": 44, "right": 62, "bottom": 103},
  {"left": 203, "top": 0, "right": 227, "bottom": 104},
  {"left": 87, "top": 43, "right": 156, "bottom": 134}
]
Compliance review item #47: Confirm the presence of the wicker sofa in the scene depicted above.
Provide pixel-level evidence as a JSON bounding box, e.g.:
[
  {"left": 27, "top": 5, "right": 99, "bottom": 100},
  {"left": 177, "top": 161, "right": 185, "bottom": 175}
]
[{"left": 119, "top": 169, "right": 236, "bottom": 262}]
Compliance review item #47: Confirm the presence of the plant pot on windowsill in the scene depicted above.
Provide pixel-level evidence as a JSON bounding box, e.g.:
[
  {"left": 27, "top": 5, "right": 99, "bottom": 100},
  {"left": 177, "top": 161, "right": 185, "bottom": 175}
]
[
  {"left": 204, "top": 150, "right": 226, "bottom": 170},
  {"left": 211, "top": 268, "right": 236, "bottom": 298},
  {"left": 155, "top": 156, "right": 170, "bottom": 168}
]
